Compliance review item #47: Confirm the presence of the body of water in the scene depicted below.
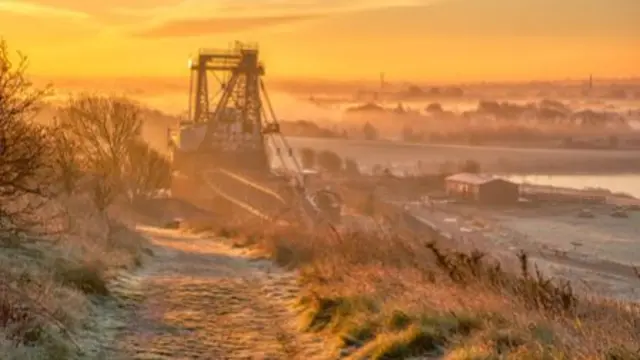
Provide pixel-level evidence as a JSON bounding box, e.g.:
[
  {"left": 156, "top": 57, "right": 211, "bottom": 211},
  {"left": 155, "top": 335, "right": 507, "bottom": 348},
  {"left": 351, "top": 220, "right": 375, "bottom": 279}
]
[
  {"left": 286, "top": 137, "right": 640, "bottom": 199},
  {"left": 504, "top": 174, "right": 640, "bottom": 199}
]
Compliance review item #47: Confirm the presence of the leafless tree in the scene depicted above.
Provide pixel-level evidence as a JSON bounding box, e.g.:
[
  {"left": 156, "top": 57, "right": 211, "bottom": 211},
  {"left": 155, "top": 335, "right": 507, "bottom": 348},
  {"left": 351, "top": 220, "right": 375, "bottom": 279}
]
[
  {"left": 57, "top": 94, "right": 172, "bottom": 212},
  {"left": 0, "top": 39, "right": 53, "bottom": 236},
  {"left": 57, "top": 94, "right": 143, "bottom": 212}
]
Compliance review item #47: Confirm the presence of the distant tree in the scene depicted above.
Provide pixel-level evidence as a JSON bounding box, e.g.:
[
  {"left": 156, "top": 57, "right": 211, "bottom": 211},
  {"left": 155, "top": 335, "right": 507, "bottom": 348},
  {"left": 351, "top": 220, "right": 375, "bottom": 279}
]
[
  {"left": 539, "top": 99, "right": 569, "bottom": 113},
  {"left": 426, "top": 102, "right": 443, "bottom": 113},
  {"left": 58, "top": 95, "right": 143, "bottom": 211},
  {"left": 402, "top": 126, "right": 415, "bottom": 142},
  {"left": 406, "top": 85, "right": 423, "bottom": 96},
  {"left": 124, "top": 139, "right": 172, "bottom": 204},
  {"left": 344, "top": 158, "right": 360, "bottom": 175},
  {"left": 363, "top": 122, "right": 379, "bottom": 141},
  {"left": 360, "top": 191, "right": 376, "bottom": 216},
  {"left": 402, "top": 126, "right": 424, "bottom": 142},
  {"left": 299, "top": 147, "right": 316, "bottom": 169},
  {"left": 608, "top": 88, "right": 627, "bottom": 99},
  {"left": 477, "top": 100, "right": 501, "bottom": 115},
  {"left": 459, "top": 159, "right": 481, "bottom": 173},
  {"left": 438, "top": 160, "right": 456, "bottom": 175},
  {"left": 317, "top": 150, "right": 342, "bottom": 173},
  {"left": 446, "top": 87, "right": 464, "bottom": 97}
]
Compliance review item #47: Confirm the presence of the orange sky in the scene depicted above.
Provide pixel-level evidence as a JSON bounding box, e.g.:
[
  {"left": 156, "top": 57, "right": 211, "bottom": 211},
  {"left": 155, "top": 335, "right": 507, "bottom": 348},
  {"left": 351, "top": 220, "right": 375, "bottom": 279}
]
[{"left": 1, "top": 0, "right": 639, "bottom": 83}]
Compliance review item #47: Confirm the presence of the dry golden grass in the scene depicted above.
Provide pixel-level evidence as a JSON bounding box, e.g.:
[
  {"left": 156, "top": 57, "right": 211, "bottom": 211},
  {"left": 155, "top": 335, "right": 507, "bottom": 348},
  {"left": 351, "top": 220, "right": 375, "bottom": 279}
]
[
  {"left": 211, "top": 219, "right": 640, "bottom": 360},
  {"left": 0, "top": 194, "right": 151, "bottom": 359}
]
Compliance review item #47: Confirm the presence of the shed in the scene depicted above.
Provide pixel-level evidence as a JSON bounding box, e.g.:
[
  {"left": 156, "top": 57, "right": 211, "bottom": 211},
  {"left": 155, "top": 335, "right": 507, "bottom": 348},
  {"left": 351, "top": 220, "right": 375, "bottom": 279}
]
[{"left": 445, "top": 173, "right": 519, "bottom": 205}]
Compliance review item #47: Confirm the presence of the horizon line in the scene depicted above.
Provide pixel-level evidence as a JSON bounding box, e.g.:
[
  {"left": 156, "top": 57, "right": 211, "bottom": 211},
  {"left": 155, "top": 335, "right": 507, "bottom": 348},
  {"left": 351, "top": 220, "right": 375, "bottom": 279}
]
[{"left": 30, "top": 74, "right": 640, "bottom": 88}]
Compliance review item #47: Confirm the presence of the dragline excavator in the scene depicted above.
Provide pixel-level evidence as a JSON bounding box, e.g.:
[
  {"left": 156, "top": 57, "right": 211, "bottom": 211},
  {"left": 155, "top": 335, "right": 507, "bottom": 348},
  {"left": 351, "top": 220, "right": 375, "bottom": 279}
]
[{"left": 167, "top": 42, "right": 342, "bottom": 224}]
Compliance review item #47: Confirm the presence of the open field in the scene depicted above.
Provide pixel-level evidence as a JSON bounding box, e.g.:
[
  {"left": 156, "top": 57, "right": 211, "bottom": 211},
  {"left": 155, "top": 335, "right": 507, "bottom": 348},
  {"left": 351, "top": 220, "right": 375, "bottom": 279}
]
[{"left": 287, "top": 137, "right": 640, "bottom": 175}]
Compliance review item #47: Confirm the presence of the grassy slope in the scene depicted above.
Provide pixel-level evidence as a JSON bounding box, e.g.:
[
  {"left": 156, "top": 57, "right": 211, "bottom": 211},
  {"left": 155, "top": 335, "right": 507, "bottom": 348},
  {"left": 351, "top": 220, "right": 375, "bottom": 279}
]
[
  {"left": 192, "top": 212, "right": 640, "bottom": 360},
  {"left": 0, "top": 195, "right": 151, "bottom": 359}
]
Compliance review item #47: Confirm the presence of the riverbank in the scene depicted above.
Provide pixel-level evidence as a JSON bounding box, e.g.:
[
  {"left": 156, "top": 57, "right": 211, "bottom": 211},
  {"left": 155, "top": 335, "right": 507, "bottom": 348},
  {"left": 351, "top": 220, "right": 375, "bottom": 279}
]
[
  {"left": 507, "top": 175, "right": 640, "bottom": 200},
  {"left": 287, "top": 137, "right": 640, "bottom": 175}
]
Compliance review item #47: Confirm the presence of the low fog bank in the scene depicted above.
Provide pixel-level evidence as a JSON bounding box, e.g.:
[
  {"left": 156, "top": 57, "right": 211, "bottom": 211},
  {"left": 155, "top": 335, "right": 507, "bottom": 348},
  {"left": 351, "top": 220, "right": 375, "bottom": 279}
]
[{"left": 34, "top": 79, "right": 640, "bottom": 176}]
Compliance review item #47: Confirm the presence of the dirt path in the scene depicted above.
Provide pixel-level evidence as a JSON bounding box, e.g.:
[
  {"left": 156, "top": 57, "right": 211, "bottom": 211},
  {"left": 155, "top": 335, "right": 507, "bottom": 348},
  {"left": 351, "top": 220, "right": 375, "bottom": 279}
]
[{"left": 103, "top": 226, "right": 334, "bottom": 360}]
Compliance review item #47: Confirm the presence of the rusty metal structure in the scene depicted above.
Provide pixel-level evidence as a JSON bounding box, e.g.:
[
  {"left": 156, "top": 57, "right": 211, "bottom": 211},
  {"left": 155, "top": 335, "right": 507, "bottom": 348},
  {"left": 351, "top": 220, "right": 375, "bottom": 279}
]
[{"left": 169, "top": 42, "right": 339, "bottom": 223}]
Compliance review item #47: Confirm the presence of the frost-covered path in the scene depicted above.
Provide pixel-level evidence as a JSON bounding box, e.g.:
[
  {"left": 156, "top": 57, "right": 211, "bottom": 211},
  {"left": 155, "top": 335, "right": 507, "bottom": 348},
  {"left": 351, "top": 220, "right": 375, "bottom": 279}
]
[{"left": 104, "top": 226, "right": 332, "bottom": 360}]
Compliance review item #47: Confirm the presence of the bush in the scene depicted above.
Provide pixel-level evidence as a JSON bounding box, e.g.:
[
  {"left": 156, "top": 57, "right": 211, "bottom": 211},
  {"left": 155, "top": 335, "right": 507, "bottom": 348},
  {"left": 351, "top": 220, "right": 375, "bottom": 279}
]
[
  {"left": 124, "top": 139, "right": 171, "bottom": 204},
  {"left": 344, "top": 158, "right": 360, "bottom": 175},
  {"left": 459, "top": 159, "right": 481, "bottom": 173},
  {"left": 300, "top": 147, "right": 316, "bottom": 169},
  {"left": 363, "top": 122, "right": 379, "bottom": 141},
  {"left": 317, "top": 150, "right": 343, "bottom": 173},
  {"left": 54, "top": 260, "right": 109, "bottom": 296}
]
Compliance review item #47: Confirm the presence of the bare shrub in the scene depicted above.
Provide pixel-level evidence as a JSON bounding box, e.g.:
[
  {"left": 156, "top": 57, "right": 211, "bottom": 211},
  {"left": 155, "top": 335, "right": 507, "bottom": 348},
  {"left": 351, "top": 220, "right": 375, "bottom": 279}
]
[
  {"left": 299, "top": 147, "right": 316, "bottom": 169},
  {"left": 344, "top": 158, "right": 360, "bottom": 175},
  {"left": 124, "top": 139, "right": 171, "bottom": 204},
  {"left": 459, "top": 159, "right": 481, "bottom": 173},
  {"left": 363, "top": 122, "right": 378, "bottom": 141},
  {"left": 438, "top": 160, "right": 456, "bottom": 175},
  {"left": 317, "top": 150, "right": 342, "bottom": 173}
]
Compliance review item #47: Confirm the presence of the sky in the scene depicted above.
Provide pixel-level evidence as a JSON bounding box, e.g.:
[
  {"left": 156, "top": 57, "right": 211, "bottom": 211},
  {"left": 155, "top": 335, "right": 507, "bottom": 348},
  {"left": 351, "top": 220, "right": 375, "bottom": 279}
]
[{"left": 0, "top": 0, "right": 639, "bottom": 83}]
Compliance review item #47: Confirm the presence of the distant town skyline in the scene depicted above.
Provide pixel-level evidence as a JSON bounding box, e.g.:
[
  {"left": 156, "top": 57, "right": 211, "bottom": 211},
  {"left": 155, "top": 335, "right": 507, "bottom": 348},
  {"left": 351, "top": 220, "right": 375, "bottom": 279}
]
[{"left": 3, "top": 0, "right": 638, "bottom": 83}]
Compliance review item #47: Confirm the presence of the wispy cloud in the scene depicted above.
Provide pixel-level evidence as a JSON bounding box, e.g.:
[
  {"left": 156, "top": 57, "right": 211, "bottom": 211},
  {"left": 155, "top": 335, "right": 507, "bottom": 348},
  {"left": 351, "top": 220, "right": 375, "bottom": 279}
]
[
  {"left": 121, "top": 0, "right": 429, "bottom": 38},
  {"left": 214, "top": 0, "right": 427, "bottom": 16},
  {"left": 0, "top": 0, "right": 89, "bottom": 19},
  {"left": 115, "top": 0, "right": 427, "bottom": 22},
  {"left": 134, "top": 14, "right": 321, "bottom": 38}
]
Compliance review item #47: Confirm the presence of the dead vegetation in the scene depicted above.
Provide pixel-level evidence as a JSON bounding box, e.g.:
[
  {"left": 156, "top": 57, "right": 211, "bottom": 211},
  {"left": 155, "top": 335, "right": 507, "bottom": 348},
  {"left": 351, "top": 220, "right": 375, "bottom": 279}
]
[
  {"left": 204, "top": 215, "right": 640, "bottom": 359},
  {"left": 1, "top": 39, "right": 157, "bottom": 358}
]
